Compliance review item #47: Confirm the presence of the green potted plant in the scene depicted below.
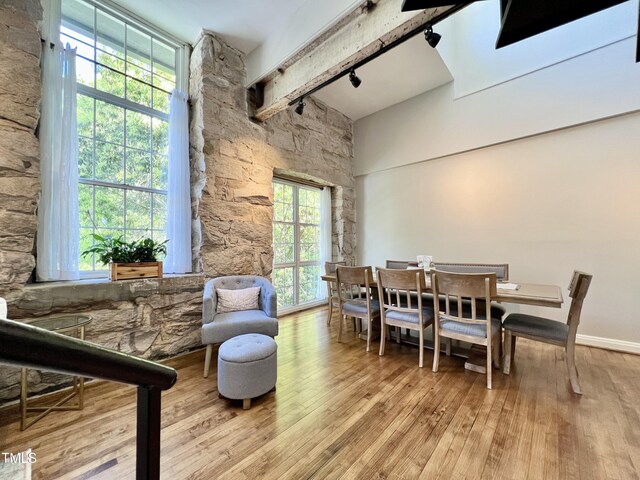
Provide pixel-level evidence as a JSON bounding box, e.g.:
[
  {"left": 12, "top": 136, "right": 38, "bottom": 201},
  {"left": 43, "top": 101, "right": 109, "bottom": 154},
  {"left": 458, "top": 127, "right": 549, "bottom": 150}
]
[{"left": 81, "top": 234, "right": 168, "bottom": 280}]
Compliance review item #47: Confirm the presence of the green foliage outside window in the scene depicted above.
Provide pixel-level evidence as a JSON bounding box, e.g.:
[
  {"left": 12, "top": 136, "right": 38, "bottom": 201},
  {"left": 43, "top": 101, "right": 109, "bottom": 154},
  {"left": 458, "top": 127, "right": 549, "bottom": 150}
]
[
  {"left": 62, "top": 0, "right": 177, "bottom": 272},
  {"left": 272, "top": 182, "right": 322, "bottom": 308}
]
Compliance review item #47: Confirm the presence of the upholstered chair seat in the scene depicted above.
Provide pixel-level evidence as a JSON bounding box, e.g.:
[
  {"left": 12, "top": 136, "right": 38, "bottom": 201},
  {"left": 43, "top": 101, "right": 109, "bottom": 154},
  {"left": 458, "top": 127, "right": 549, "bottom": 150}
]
[
  {"left": 502, "top": 271, "right": 592, "bottom": 394},
  {"left": 502, "top": 314, "right": 569, "bottom": 344}
]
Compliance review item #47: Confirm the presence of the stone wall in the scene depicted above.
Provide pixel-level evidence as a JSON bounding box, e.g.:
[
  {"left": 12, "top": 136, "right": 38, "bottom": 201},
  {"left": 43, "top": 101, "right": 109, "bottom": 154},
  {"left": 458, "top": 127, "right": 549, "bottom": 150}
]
[
  {"left": 189, "top": 32, "right": 356, "bottom": 277},
  {"left": 0, "top": 0, "right": 42, "bottom": 303},
  {"left": 0, "top": 2, "right": 206, "bottom": 405},
  {"left": 0, "top": 275, "right": 204, "bottom": 401},
  {"left": 0, "top": 16, "right": 357, "bottom": 404}
]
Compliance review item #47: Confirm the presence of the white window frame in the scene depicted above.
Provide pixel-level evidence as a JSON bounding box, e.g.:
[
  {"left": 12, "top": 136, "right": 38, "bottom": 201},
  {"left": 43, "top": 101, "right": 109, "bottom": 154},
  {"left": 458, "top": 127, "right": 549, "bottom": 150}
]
[
  {"left": 273, "top": 179, "right": 327, "bottom": 315},
  {"left": 44, "top": 0, "right": 190, "bottom": 279}
]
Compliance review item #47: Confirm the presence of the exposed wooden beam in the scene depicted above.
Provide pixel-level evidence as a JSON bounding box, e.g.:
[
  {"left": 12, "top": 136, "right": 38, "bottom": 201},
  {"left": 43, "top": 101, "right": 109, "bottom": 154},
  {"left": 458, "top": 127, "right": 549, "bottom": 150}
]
[{"left": 253, "top": 1, "right": 460, "bottom": 122}]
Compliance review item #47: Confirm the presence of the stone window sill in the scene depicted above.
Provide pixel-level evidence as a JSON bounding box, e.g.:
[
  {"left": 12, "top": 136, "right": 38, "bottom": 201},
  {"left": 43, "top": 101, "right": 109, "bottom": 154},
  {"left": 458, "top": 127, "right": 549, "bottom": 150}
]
[{"left": 18, "top": 273, "right": 205, "bottom": 312}]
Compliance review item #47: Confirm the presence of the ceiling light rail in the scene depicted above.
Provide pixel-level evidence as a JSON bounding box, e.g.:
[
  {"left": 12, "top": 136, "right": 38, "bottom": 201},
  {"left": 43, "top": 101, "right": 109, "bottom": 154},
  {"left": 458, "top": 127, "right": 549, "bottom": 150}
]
[{"left": 287, "top": 3, "right": 471, "bottom": 114}]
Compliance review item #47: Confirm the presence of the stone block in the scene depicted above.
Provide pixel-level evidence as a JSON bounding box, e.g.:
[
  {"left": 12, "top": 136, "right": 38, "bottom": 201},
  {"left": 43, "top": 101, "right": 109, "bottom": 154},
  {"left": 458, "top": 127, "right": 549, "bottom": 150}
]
[
  {"left": 251, "top": 205, "right": 273, "bottom": 226},
  {"left": 0, "top": 119, "right": 39, "bottom": 174},
  {"left": 215, "top": 154, "right": 249, "bottom": 181},
  {"left": 0, "top": 209, "right": 37, "bottom": 236},
  {"left": 234, "top": 184, "right": 273, "bottom": 206},
  {"left": 0, "top": 235, "right": 34, "bottom": 253},
  {"left": 229, "top": 220, "right": 271, "bottom": 245},
  {"left": 0, "top": 50, "right": 41, "bottom": 131},
  {"left": 0, "top": 251, "right": 34, "bottom": 285},
  {"left": 0, "top": 176, "right": 39, "bottom": 199},
  {"left": 267, "top": 127, "right": 296, "bottom": 152},
  {"left": 210, "top": 201, "right": 253, "bottom": 222},
  {"left": 247, "top": 162, "right": 272, "bottom": 184},
  {"left": 219, "top": 139, "right": 238, "bottom": 158}
]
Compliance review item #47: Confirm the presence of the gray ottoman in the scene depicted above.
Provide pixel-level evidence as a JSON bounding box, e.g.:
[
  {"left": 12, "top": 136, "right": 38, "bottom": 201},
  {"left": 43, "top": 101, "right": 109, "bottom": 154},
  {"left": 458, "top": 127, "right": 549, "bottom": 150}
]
[{"left": 217, "top": 333, "right": 277, "bottom": 409}]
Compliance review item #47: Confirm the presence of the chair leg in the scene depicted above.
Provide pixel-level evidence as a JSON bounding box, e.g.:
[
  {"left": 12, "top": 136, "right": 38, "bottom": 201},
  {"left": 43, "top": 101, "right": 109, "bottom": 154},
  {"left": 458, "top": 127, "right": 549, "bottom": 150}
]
[
  {"left": 204, "top": 344, "right": 213, "bottom": 378},
  {"left": 432, "top": 333, "right": 441, "bottom": 372},
  {"left": 366, "top": 318, "right": 372, "bottom": 352},
  {"left": 445, "top": 338, "right": 451, "bottom": 356},
  {"left": 379, "top": 321, "right": 386, "bottom": 357},
  {"left": 486, "top": 340, "right": 493, "bottom": 390},
  {"left": 503, "top": 331, "right": 512, "bottom": 375},
  {"left": 566, "top": 343, "right": 582, "bottom": 395},
  {"left": 327, "top": 282, "right": 333, "bottom": 325},
  {"left": 511, "top": 335, "right": 516, "bottom": 361},
  {"left": 418, "top": 327, "right": 424, "bottom": 368},
  {"left": 396, "top": 326, "right": 401, "bottom": 344},
  {"left": 338, "top": 314, "right": 344, "bottom": 342}
]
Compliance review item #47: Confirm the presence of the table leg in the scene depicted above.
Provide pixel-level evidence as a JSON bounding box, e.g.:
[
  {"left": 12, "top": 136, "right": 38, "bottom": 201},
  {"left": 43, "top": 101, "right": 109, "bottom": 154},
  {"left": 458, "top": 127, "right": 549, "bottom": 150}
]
[
  {"left": 464, "top": 345, "right": 488, "bottom": 374},
  {"left": 19, "top": 325, "right": 88, "bottom": 430}
]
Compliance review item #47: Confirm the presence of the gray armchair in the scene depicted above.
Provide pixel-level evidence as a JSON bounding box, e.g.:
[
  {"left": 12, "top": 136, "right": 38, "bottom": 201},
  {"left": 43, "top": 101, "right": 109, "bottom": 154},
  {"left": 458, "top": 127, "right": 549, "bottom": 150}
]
[{"left": 202, "top": 275, "right": 278, "bottom": 377}]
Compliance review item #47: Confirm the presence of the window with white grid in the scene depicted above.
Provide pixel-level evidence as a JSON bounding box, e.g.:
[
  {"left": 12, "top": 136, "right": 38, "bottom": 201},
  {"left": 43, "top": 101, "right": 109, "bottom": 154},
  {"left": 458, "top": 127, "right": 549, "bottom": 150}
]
[
  {"left": 60, "top": 0, "right": 181, "bottom": 274},
  {"left": 272, "top": 180, "right": 323, "bottom": 309}
]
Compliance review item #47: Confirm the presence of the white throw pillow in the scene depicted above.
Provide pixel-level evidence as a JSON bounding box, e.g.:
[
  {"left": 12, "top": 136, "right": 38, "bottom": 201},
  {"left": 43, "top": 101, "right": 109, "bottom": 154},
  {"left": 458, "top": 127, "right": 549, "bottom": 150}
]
[{"left": 216, "top": 287, "right": 261, "bottom": 313}]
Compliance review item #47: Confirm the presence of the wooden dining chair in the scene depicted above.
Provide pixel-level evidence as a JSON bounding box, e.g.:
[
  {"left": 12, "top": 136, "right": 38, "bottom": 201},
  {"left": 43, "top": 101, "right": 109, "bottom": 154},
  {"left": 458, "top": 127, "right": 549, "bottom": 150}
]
[
  {"left": 502, "top": 271, "right": 592, "bottom": 394},
  {"left": 335, "top": 266, "right": 380, "bottom": 351},
  {"left": 385, "top": 260, "right": 419, "bottom": 269},
  {"left": 432, "top": 262, "right": 510, "bottom": 282},
  {"left": 325, "top": 261, "right": 347, "bottom": 325},
  {"left": 431, "top": 270, "right": 502, "bottom": 389},
  {"left": 377, "top": 268, "right": 434, "bottom": 368}
]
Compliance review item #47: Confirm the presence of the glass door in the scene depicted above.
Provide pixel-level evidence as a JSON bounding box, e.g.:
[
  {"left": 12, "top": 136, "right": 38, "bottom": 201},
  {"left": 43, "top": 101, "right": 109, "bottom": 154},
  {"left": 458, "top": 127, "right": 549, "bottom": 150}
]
[{"left": 272, "top": 180, "right": 323, "bottom": 310}]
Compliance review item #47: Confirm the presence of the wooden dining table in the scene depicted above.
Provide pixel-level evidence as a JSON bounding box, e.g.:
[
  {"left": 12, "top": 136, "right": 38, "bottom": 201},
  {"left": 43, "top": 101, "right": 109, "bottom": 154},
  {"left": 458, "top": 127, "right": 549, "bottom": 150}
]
[
  {"left": 321, "top": 271, "right": 564, "bottom": 372},
  {"left": 320, "top": 273, "right": 563, "bottom": 308}
]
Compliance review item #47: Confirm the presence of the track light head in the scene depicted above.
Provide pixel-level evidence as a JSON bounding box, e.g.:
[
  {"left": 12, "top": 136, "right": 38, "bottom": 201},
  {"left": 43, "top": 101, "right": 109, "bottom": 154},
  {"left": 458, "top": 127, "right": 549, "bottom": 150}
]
[
  {"left": 424, "top": 24, "right": 441, "bottom": 48},
  {"left": 295, "top": 98, "right": 305, "bottom": 115},
  {"left": 349, "top": 69, "right": 362, "bottom": 88}
]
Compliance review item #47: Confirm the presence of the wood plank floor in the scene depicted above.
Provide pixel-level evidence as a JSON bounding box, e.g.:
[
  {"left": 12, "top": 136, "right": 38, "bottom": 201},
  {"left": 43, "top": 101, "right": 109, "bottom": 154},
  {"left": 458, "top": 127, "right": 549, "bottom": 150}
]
[{"left": 1, "top": 306, "right": 640, "bottom": 479}]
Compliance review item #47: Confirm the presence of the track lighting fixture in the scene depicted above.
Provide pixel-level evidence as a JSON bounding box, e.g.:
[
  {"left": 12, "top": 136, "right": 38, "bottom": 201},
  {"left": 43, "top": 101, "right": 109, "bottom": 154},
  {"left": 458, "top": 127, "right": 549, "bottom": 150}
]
[
  {"left": 285, "top": 7, "right": 464, "bottom": 115},
  {"left": 349, "top": 69, "right": 362, "bottom": 88},
  {"left": 424, "top": 24, "right": 441, "bottom": 48}
]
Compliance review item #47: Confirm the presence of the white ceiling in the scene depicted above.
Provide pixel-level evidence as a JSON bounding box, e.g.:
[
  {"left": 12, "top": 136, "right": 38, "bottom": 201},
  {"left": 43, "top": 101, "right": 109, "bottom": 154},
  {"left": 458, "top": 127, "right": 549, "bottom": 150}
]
[
  {"left": 313, "top": 35, "right": 453, "bottom": 121},
  {"left": 111, "top": 0, "right": 308, "bottom": 52},
  {"left": 113, "top": 0, "right": 455, "bottom": 121}
]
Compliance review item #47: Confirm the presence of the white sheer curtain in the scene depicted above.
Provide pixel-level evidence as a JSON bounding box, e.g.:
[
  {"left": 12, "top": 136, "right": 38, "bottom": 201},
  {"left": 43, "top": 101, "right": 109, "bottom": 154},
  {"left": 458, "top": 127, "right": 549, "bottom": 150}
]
[
  {"left": 37, "top": 44, "right": 79, "bottom": 282},
  {"left": 164, "top": 90, "right": 192, "bottom": 273},
  {"left": 316, "top": 187, "right": 332, "bottom": 299}
]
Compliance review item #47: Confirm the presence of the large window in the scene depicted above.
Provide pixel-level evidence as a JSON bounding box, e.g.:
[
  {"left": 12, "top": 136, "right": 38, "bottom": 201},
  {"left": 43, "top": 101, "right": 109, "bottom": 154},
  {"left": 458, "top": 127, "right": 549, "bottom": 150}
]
[
  {"left": 59, "top": 0, "right": 180, "bottom": 274},
  {"left": 272, "top": 181, "right": 324, "bottom": 310}
]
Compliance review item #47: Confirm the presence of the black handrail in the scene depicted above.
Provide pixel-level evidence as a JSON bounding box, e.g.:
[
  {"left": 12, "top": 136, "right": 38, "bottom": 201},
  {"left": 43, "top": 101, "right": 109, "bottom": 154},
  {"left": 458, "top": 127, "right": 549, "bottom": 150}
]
[{"left": 0, "top": 318, "right": 177, "bottom": 480}]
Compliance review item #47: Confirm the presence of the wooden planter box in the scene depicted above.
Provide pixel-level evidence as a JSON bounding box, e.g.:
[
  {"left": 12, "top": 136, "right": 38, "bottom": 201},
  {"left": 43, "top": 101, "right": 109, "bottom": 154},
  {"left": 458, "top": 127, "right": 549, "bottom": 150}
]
[{"left": 110, "top": 262, "right": 163, "bottom": 281}]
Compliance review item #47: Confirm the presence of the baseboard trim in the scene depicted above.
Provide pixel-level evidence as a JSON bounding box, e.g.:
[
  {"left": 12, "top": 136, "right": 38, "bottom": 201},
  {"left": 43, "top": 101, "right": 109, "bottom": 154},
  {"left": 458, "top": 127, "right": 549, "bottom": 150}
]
[{"left": 576, "top": 334, "right": 640, "bottom": 355}]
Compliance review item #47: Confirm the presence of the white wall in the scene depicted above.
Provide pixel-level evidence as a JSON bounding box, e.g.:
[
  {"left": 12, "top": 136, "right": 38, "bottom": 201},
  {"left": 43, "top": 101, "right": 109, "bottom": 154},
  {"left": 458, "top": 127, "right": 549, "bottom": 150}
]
[
  {"left": 354, "top": 33, "right": 640, "bottom": 350},
  {"left": 356, "top": 112, "right": 640, "bottom": 348},
  {"left": 437, "top": 0, "right": 638, "bottom": 98},
  {"left": 354, "top": 36, "right": 640, "bottom": 177}
]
